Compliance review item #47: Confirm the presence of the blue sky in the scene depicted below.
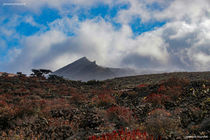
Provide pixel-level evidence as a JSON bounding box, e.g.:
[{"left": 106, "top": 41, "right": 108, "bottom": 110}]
[{"left": 0, "top": 0, "right": 210, "bottom": 73}]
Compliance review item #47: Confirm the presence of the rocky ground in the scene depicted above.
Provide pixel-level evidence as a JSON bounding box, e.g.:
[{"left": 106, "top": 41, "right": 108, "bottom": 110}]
[{"left": 0, "top": 72, "right": 210, "bottom": 139}]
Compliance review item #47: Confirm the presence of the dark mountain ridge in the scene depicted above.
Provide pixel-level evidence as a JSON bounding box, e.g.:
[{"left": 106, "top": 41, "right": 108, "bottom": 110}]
[{"left": 53, "top": 57, "right": 136, "bottom": 81}]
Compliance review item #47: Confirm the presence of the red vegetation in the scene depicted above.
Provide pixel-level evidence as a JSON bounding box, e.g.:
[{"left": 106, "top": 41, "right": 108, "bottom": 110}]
[
  {"left": 0, "top": 73, "right": 208, "bottom": 139},
  {"left": 161, "top": 77, "right": 190, "bottom": 88},
  {"left": 92, "top": 93, "right": 116, "bottom": 107},
  {"left": 89, "top": 128, "right": 158, "bottom": 140},
  {"left": 70, "top": 91, "right": 85, "bottom": 104},
  {"left": 137, "top": 84, "right": 148, "bottom": 88},
  {"left": 156, "top": 77, "right": 190, "bottom": 100},
  {"left": 148, "top": 108, "right": 171, "bottom": 117},
  {"left": 157, "top": 85, "right": 166, "bottom": 93},
  {"left": 106, "top": 106, "right": 136, "bottom": 125},
  {"left": 144, "top": 93, "right": 170, "bottom": 105}
]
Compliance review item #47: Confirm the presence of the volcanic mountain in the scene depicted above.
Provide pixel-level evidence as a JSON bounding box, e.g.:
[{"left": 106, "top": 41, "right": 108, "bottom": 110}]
[{"left": 53, "top": 57, "right": 136, "bottom": 81}]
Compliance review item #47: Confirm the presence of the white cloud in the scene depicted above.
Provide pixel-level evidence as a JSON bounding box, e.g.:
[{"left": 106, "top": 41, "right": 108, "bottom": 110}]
[
  {"left": 3, "top": 0, "right": 210, "bottom": 73},
  {"left": 168, "top": 22, "right": 196, "bottom": 39},
  {"left": 49, "top": 16, "right": 80, "bottom": 34},
  {"left": 5, "top": 17, "right": 171, "bottom": 73},
  {"left": 0, "top": 15, "right": 20, "bottom": 38},
  {"left": 116, "top": 0, "right": 150, "bottom": 24},
  {"left": 63, "top": 18, "right": 170, "bottom": 68},
  {"left": 194, "top": 53, "right": 210, "bottom": 66},
  {"left": 6, "top": 30, "right": 67, "bottom": 73},
  {"left": 135, "top": 31, "right": 169, "bottom": 63}
]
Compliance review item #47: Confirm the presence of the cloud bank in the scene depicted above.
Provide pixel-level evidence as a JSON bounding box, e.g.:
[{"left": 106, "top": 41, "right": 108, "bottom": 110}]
[{"left": 1, "top": 0, "right": 210, "bottom": 74}]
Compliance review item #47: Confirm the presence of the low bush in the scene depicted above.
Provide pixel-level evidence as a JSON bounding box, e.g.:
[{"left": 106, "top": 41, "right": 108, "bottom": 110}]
[
  {"left": 106, "top": 106, "right": 136, "bottom": 128},
  {"left": 92, "top": 93, "right": 115, "bottom": 108},
  {"left": 144, "top": 93, "right": 170, "bottom": 106},
  {"left": 145, "top": 108, "right": 181, "bottom": 138}
]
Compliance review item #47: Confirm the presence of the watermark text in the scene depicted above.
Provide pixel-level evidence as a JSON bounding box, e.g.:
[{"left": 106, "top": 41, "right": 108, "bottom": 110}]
[
  {"left": 3, "top": 2, "right": 26, "bottom": 6},
  {"left": 185, "top": 135, "right": 208, "bottom": 139}
]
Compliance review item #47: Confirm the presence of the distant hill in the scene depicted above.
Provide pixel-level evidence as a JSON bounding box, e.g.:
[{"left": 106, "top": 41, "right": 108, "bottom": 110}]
[{"left": 52, "top": 57, "right": 136, "bottom": 81}]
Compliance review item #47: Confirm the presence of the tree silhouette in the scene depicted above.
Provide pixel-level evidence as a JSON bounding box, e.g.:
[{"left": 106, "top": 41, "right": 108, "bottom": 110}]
[{"left": 31, "top": 69, "right": 52, "bottom": 77}]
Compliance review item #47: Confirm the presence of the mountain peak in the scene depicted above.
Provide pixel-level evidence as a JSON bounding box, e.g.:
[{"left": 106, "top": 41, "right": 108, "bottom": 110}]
[
  {"left": 79, "top": 56, "right": 88, "bottom": 61},
  {"left": 53, "top": 57, "right": 135, "bottom": 81},
  {"left": 73, "top": 57, "right": 96, "bottom": 65},
  {"left": 76, "top": 56, "right": 89, "bottom": 62}
]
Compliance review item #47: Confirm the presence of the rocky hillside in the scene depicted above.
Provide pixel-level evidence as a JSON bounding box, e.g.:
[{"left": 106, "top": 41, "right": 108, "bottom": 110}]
[{"left": 0, "top": 72, "right": 209, "bottom": 139}]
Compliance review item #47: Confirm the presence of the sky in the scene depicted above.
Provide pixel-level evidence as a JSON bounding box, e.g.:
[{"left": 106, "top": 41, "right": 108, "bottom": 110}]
[{"left": 0, "top": 0, "right": 210, "bottom": 74}]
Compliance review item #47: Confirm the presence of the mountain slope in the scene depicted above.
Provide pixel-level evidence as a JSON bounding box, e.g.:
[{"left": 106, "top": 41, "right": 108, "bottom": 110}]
[
  {"left": 53, "top": 57, "right": 135, "bottom": 81},
  {"left": 0, "top": 72, "right": 210, "bottom": 139}
]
